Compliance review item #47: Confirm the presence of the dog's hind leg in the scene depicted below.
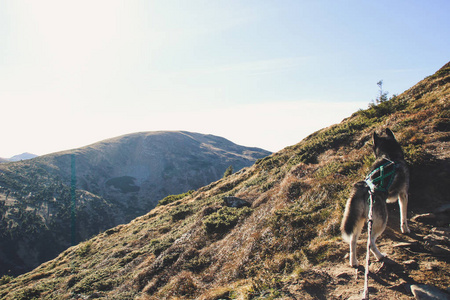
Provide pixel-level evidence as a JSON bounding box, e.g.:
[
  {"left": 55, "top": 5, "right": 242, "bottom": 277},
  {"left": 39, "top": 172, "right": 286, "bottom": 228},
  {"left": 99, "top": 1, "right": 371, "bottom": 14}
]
[
  {"left": 398, "top": 190, "right": 410, "bottom": 234},
  {"left": 369, "top": 201, "right": 388, "bottom": 261},
  {"left": 369, "top": 233, "right": 386, "bottom": 261},
  {"left": 349, "top": 218, "right": 365, "bottom": 267}
]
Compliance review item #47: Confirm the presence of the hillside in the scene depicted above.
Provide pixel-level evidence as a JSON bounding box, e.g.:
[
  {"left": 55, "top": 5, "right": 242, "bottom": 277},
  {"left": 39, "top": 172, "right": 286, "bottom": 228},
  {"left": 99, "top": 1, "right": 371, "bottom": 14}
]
[
  {"left": 1, "top": 62, "right": 449, "bottom": 299},
  {"left": 0, "top": 131, "right": 270, "bottom": 276}
]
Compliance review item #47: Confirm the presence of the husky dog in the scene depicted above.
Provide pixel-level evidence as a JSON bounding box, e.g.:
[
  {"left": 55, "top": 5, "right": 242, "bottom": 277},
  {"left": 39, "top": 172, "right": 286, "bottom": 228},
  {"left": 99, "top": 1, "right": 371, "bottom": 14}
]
[{"left": 341, "top": 128, "right": 410, "bottom": 267}]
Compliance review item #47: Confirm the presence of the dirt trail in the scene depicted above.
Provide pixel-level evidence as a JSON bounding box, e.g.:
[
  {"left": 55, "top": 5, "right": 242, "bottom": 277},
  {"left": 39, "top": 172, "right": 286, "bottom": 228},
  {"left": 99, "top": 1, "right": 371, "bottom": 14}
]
[{"left": 282, "top": 206, "right": 450, "bottom": 299}]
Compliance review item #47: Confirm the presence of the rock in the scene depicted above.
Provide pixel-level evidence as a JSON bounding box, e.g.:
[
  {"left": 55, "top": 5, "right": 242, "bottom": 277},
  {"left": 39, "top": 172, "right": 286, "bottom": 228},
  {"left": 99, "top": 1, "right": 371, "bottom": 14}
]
[
  {"left": 223, "top": 196, "right": 251, "bottom": 208},
  {"left": 410, "top": 284, "right": 450, "bottom": 300}
]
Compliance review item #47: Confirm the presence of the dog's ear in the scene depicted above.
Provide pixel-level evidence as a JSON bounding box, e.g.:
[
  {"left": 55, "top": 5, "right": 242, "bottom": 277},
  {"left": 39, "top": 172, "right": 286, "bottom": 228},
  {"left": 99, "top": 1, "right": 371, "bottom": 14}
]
[
  {"left": 385, "top": 128, "right": 395, "bottom": 139},
  {"left": 373, "top": 131, "right": 379, "bottom": 146}
]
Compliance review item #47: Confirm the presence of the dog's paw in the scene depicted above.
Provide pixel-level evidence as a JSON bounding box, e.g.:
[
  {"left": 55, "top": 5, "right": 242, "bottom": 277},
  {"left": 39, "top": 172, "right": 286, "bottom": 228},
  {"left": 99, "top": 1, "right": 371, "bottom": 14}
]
[
  {"left": 377, "top": 253, "right": 387, "bottom": 261},
  {"left": 350, "top": 258, "right": 359, "bottom": 268},
  {"left": 401, "top": 223, "right": 410, "bottom": 234}
]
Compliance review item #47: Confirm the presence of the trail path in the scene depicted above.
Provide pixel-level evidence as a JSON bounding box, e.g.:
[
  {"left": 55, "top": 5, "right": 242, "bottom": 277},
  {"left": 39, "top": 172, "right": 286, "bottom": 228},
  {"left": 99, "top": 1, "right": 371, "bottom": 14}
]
[{"left": 283, "top": 206, "right": 450, "bottom": 299}]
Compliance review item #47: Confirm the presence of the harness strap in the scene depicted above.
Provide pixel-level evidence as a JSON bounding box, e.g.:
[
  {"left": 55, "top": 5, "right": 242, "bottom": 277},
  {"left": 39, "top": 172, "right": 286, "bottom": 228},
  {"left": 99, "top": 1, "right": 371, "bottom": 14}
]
[
  {"left": 362, "top": 190, "right": 374, "bottom": 300},
  {"left": 365, "top": 159, "right": 396, "bottom": 193},
  {"left": 361, "top": 158, "right": 397, "bottom": 299}
]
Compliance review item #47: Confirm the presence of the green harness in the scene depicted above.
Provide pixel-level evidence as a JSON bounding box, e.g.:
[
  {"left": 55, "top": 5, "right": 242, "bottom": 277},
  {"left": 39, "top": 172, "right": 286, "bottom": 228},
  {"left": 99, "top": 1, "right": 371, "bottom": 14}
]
[{"left": 365, "top": 158, "right": 397, "bottom": 193}]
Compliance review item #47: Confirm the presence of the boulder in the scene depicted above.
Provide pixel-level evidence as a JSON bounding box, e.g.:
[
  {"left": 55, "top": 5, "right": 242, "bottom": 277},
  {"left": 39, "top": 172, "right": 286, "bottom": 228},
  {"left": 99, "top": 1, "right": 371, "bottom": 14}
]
[
  {"left": 223, "top": 196, "right": 251, "bottom": 208},
  {"left": 410, "top": 284, "right": 450, "bottom": 300}
]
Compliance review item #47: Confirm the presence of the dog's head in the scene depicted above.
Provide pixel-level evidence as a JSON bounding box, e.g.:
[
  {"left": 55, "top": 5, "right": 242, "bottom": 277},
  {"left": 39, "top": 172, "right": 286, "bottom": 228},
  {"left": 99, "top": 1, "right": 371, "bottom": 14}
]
[{"left": 372, "top": 128, "right": 404, "bottom": 160}]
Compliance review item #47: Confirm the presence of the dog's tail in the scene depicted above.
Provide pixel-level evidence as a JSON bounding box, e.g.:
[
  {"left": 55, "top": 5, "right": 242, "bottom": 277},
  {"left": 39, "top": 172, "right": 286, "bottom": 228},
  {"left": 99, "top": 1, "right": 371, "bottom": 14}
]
[{"left": 341, "top": 181, "right": 369, "bottom": 242}]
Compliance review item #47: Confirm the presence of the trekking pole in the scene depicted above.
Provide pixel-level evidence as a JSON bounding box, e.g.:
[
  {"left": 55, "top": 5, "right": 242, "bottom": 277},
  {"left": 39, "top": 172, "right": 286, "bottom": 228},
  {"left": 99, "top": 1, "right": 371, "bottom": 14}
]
[{"left": 362, "top": 191, "right": 374, "bottom": 300}]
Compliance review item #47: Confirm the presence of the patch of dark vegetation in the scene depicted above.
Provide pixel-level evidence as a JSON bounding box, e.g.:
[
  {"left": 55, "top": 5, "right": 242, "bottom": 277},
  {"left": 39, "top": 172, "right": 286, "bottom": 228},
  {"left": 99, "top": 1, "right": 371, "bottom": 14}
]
[{"left": 105, "top": 176, "right": 140, "bottom": 193}]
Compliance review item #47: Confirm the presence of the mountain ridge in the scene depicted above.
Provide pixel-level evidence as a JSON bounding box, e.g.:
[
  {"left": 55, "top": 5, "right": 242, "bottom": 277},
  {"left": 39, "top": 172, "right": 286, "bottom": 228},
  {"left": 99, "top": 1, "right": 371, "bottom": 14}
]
[
  {"left": 0, "top": 131, "right": 270, "bottom": 276},
  {"left": 0, "top": 153, "right": 38, "bottom": 163},
  {"left": 1, "top": 62, "right": 449, "bottom": 299}
]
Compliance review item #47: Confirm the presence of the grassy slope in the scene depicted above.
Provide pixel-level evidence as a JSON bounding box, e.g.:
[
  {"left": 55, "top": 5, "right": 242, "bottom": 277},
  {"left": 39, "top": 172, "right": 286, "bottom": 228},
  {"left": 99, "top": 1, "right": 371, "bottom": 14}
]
[{"left": 0, "top": 62, "right": 449, "bottom": 299}]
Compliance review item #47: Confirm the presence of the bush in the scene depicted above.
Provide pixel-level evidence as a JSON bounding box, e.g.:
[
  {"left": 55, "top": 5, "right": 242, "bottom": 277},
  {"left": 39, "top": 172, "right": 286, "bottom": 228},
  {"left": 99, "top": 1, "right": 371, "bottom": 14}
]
[
  {"left": 359, "top": 95, "right": 407, "bottom": 120},
  {"left": 150, "top": 239, "right": 173, "bottom": 256},
  {"left": 184, "top": 255, "right": 211, "bottom": 272},
  {"left": 157, "top": 190, "right": 194, "bottom": 206},
  {"left": 170, "top": 204, "right": 192, "bottom": 221},
  {"left": 72, "top": 269, "right": 111, "bottom": 293},
  {"left": 203, "top": 206, "right": 253, "bottom": 234},
  {"left": 0, "top": 275, "right": 13, "bottom": 285},
  {"left": 9, "top": 287, "right": 42, "bottom": 300},
  {"left": 77, "top": 241, "right": 92, "bottom": 257}
]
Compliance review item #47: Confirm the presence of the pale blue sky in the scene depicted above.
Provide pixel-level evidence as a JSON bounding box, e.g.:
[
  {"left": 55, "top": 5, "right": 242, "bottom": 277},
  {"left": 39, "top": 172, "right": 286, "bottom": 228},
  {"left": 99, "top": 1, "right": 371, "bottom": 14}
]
[{"left": 1, "top": 1, "right": 449, "bottom": 157}]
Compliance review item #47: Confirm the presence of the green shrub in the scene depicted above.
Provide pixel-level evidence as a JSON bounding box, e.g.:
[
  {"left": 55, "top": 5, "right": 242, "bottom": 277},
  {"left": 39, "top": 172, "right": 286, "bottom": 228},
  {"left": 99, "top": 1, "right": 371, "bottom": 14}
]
[
  {"left": 359, "top": 95, "right": 407, "bottom": 120},
  {"left": 9, "top": 287, "right": 42, "bottom": 300},
  {"left": 0, "top": 275, "right": 13, "bottom": 285},
  {"left": 403, "top": 144, "right": 430, "bottom": 165},
  {"left": 203, "top": 206, "right": 253, "bottom": 234},
  {"left": 170, "top": 204, "right": 192, "bottom": 221},
  {"left": 315, "top": 161, "right": 361, "bottom": 179},
  {"left": 72, "top": 269, "right": 111, "bottom": 293},
  {"left": 77, "top": 241, "right": 92, "bottom": 257},
  {"left": 157, "top": 190, "right": 194, "bottom": 206},
  {"left": 287, "top": 181, "right": 303, "bottom": 200},
  {"left": 150, "top": 239, "right": 173, "bottom": 256},
  {"left": 184, "top": 255, "right": 211, "bottom": 272}
]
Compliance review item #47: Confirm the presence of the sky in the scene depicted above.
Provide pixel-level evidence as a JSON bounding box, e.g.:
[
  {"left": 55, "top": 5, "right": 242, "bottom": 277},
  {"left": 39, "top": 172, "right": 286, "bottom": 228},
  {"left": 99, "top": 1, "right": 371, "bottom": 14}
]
[{"left": 1, "top": 1, "right": 449, "bottom": 158}]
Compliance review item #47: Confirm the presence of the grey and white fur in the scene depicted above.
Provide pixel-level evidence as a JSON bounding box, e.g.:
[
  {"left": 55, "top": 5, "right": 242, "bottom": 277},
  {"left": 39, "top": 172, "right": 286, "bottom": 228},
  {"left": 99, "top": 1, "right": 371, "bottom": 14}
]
[{"left": 341, "top": 128, "right": 410, "bottom": 267}]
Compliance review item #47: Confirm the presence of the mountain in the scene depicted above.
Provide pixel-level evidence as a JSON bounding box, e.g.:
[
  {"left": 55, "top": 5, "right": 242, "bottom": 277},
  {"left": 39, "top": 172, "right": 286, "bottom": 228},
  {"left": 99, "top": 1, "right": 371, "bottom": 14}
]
[
  {"left": 1, "top": 62, "right": 449, "bottom": 299},
  {"left": 0, "top": 153, "right": 38, "bottom": 164},
  {"left": 0, "top": 131, "right": 270, "bottom": 276},
  {"left": 7, "top": 153, "right": 38, "bottom": 162}
]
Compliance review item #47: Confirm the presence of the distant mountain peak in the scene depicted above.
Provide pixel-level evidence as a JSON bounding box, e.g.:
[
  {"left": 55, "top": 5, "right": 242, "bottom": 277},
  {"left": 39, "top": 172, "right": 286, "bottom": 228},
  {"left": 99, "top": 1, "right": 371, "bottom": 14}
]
[{"left": 7, "top": 152, "right": 38, "bottom": 162}]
